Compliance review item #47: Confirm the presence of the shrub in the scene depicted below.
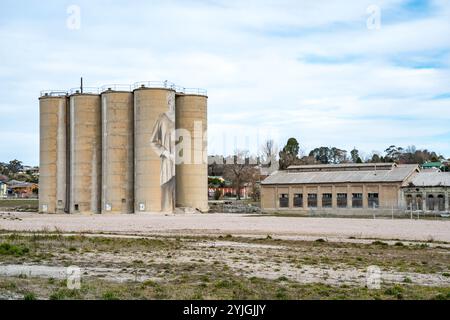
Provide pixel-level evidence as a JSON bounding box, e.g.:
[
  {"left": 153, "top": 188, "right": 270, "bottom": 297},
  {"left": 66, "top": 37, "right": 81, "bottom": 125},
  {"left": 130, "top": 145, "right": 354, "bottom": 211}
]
[
  {"left": 0, "top": 243, "right": 29, "bottom": 256},
  {"left": 102, "top": 291, "right": 119, "bottom": 300},
  {"left": 23, "top": 292, "right": 36, "bottom": 300},
  {"left": 372, "top": 241, "right": 388, "bottom": 246}
]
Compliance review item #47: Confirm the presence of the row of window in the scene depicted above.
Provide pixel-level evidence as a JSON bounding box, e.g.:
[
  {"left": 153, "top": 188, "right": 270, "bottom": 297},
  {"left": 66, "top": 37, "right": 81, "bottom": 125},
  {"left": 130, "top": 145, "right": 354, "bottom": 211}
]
[
  {"left": 406, "top": 194, "right": 446, "bottom": 211},
  {"left": 279, "top": 193, "right": 379, "bottom": 209}
]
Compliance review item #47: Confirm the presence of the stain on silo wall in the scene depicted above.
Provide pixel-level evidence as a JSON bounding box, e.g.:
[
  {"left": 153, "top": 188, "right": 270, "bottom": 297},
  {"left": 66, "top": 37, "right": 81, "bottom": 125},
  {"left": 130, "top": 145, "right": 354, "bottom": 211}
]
[
  {"left": 39, "top": 96, "right": 68, "bottom": 214},
  {"left": 101, "top": 91, "right": 134, "bottom": 214},
  {"left": 175, "top": 94, "right": 208, "bottom": 212},
  {"left": 69, "top": 94, "right": 102, "bottom": 214}
]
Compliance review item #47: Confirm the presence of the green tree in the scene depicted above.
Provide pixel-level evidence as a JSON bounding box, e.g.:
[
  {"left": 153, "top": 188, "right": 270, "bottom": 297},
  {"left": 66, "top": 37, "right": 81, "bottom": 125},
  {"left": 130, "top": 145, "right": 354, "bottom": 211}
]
[
  {"left": 278, "top": 138, "right": 300, "bottom": 170},
  {"left": 7, "top": 159, "right": 23, "bottom": 174},
  {"left": 283, "top": 138, "right": 299, "bottom": 156},
  {"left": 350, "top": 148, "right": 360, "bottom": 163}
]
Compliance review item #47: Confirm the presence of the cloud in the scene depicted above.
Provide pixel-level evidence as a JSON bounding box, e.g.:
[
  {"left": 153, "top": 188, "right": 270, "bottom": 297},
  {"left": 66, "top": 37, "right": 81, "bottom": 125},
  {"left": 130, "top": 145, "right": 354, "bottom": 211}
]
[{"left": 0, "top": 0, "right": 449, "bottom": 165}]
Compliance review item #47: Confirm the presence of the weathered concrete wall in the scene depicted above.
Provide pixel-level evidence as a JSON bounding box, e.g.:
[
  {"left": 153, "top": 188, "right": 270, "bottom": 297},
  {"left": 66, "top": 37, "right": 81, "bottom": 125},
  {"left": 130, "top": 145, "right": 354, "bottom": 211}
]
[
  {"left": 134, "top": 88, "right": 175, "bottom": 213},
  {"left": 101, "top": 91, "right": 134, "bottom": 214},
  {"left": 261, "top": 183, "right": 402, "bottom": 212},
  {"left": 39, "top": 96, "right": 67, "bottom": 214},
  {"left": 175, "top": 94, "right": 208, "bottom": 212},
  {"left": 69, "top": 94, "right": 102, "bottom": 214}
]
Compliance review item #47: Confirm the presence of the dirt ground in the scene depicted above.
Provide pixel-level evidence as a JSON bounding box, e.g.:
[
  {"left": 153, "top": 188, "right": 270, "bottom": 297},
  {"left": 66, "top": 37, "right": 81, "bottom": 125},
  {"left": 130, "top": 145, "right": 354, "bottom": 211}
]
[
  {"left": 0, "top": 212, "right": 449, "bottom": 300},
  {"left": 0, "top": 212, "right": 449, "bottom": 242}
]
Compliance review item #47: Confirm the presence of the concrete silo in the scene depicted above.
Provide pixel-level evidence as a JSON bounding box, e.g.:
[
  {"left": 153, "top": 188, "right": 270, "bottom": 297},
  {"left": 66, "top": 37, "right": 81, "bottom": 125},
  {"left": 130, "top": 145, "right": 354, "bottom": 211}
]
[
  {"left": 175, "top": 92, "right": 208, "bottom": 212},
  {"left": 69, "top": 93, "right": 102, "bottom": 214},
  {"left": 39, "top": 94, "right": 68, "bottom": 214},
  {"left": 101, "top": 88, "right": 134, "bottom": 214},
  {"left": 134, "top": 84, "right": 176, "bottom": 213}
]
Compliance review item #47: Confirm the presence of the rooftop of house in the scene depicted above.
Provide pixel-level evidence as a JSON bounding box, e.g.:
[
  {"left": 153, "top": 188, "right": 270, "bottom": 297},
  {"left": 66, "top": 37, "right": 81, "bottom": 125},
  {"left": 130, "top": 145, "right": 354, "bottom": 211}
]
[
  {"left": 421, "top": 162, "right": 443, "bottom": 168},
  {"left": 287, "top": 162, "right": 395, "bottom": 172},
  {"left": 406, "top": 171, "right": 450, "bottom": 187},
  {"left": 261, "top": 163, "right": 419, "bottom": 185},
  {"left": 7, "top": 180, "right": 36, "bottom": 188}
]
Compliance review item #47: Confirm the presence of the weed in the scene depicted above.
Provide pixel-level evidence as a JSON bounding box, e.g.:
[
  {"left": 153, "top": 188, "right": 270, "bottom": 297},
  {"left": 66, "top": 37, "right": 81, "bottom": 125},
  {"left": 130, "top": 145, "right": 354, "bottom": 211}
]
[
  {"left": 0, "top": 243, "right": 30, "bottom": 256},
  {"left": 23, "top": 292, "right": 37, "bottom": 300}
]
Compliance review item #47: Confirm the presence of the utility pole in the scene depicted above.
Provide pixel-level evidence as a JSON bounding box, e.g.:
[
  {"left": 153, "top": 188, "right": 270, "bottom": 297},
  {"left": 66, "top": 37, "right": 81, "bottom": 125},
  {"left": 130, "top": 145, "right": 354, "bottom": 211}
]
[{"left": 80, "top": 77, "right": 83, "bottom": 94}]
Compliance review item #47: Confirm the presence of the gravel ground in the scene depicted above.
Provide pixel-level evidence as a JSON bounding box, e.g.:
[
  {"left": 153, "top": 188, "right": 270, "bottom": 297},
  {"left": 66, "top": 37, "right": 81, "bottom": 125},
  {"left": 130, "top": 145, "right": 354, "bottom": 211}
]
[{"left": 0, "top": 212, "right": 449, "bottom": 242}]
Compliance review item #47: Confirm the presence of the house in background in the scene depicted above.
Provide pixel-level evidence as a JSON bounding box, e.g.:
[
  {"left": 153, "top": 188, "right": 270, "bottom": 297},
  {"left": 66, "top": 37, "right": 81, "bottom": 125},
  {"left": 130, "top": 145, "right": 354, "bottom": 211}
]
[
  {"left": 7, "top": 180, "right": 38, "bottom": 198},
  {"left": 0, "top": 181, "right": 7, "bottom": 198},
  {"left": 421, "top": 161, "right": 449, "bottom": 172}
]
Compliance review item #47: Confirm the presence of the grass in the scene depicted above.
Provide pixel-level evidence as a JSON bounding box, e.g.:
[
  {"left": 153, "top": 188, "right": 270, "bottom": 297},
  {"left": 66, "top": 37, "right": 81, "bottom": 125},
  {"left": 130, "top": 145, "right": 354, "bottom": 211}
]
[
  {"left": 0, "top": 199, "right": 38, "bottom": 212},
  {"left": 0, "top": 232, "right": 448, "bottom": 300},
  {"left": 23, "top": 292, "right": 37, "bottom": 300},
  {"left": 0, "top": 243, "right": 29, "bottom": 256},
  {"left": 0, "top": 274, "right": 448, "bottom": 300}
]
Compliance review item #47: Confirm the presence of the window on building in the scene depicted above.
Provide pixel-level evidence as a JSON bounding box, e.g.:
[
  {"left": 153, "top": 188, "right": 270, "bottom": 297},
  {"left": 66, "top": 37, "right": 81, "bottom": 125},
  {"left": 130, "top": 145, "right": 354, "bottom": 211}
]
[
  {"left": 416, "top": 195, "right": 423, "bottom": 211},
  {"left": 308, "top": 194, "right": 317, "bottom": 208},
  {"left": 337, "top": 193, "right": 347, "bottom": 208},
  {"left": 437, "top": 195, "right": 445, "bottom": 211},
  {"left": 74, "top": 204, "right": 79, "bottom": 211},
  {"left": 368, "top": 193, "right": 379, "bottom": 208},
  {"left": 406, "top": 194, "right": 413, "bottom": 210},
  {"left": 352, "top": 193, "right": 363, "bottom": 208},
  {"left": 322, "top": 193, "right": 332, "bottom": 208},
  {"left": 293, "top": 194, "right": 303, "bottom": 208},
  {"left": 427, "top": 195, "right": 435, "bottom": 211},
  {"left": 279, "top": 194, "right": 289, "bottom": 208}
]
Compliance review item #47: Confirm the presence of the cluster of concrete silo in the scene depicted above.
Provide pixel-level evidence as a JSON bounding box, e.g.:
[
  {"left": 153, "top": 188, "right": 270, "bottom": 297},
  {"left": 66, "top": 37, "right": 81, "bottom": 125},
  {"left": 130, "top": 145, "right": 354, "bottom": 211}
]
[{"left": 39, "top": 82, "right": 208, "bottom": 214}]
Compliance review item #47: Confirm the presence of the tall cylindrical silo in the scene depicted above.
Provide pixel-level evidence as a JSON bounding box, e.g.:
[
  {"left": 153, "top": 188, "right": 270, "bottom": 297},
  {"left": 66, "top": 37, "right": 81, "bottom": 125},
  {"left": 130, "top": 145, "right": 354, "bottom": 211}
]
[
  {"left": 134, "top": 87, "right": 176, "bottom": 213},
  {"left": 175, "top": 93, "right": 208, "bottom": 212},
  {"left": 69, "top": 93, "right": 102, "bottom": 214},
  {"left": 101, "top": 90, "right": 134, "bottom": 214},
  {"left": 39, "top": 95, "right": 68, "bottom": 214}
]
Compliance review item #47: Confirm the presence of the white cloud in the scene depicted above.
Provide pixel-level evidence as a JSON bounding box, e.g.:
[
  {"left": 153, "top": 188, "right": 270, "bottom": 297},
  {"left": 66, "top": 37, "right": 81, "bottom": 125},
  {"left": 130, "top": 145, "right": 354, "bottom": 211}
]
[{"left": 0, "top": 0, "right": 449, "bottom": 165}]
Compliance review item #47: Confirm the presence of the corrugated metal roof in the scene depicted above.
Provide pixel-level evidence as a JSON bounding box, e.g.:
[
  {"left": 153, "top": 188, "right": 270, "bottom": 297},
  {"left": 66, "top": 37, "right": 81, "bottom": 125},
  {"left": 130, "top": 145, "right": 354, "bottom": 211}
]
[
  {"left": 262, "top": 164, "right": 419, "bottom": 185},
  {"left": 407, "top": 171, "right": 450, "bottom": 187},
  {"left": 288, "top": 163, "right": 393, "bottom": 171}
]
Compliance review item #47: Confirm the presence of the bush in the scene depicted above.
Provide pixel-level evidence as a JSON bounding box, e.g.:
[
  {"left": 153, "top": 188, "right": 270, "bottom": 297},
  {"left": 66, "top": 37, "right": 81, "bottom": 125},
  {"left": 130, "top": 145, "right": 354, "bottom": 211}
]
[
  {"left": 372, "top": 241, "right": 388, "bottom": 246},
  {"left": 102, "top": 291, "right": 119, "bottom": 300},
  {"left": 0, "top": 243, "right": 29, "bottom": 256},
  {"left": 23, "top": 292, "right": 36, "bottom": 300},
  {"left": 213, "top": 189, "right": 222, "bottom": 200},
  {"left": 384, "top": 285, "right": 404, "bottom": 299}
]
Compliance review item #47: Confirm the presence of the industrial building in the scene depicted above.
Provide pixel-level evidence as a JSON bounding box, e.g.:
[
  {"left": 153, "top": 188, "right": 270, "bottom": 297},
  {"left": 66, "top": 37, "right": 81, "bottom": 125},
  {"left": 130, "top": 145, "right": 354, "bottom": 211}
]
[
  {"left": 401, "top": 171, "right": 450, "bottom": 212},
  {"left": 39, "top": 81, "right": 208, "bottom": 214},
  {"left": 261, "top": 163, "right": 426, "bottom": 215}
]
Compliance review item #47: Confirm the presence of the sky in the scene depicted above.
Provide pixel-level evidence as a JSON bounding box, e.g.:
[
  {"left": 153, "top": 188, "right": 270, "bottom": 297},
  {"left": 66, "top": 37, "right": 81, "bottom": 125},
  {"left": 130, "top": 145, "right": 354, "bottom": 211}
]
[{"left": 0, "top": 0, "right": 449, "bottom": 166}]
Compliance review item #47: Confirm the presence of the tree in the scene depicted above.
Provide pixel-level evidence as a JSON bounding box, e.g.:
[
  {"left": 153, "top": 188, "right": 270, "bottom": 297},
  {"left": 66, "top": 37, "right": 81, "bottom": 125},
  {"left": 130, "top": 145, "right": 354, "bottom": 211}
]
[
  {"left": 260, "top": 139, "right": 278, "bottom": 167},
  {"left": 223, "top": 150, "right": 258, "bottom": 200},
  {"left": 279, "top": 138, "right": 300, "bottom": 170},
  {"left": 384, "top": 145, "right": 403, "bottom": 162},
  {"left": 309, "top": 147, "right": 330, "bottom": 164},
  {"left": 7, "top": 159, "right": 23, "bottom": 174},
  {"left": 350, "top": 148, "right": 360, "bottom": 163},
  {"left": 0, "top": 162, "right": 9, "bottom": 175},
  {"left": 284, "top": 138, "right": 299, "bottom": 156},
  {"left": 330, "top": 147, "right": 348, "bottom": 164}
]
